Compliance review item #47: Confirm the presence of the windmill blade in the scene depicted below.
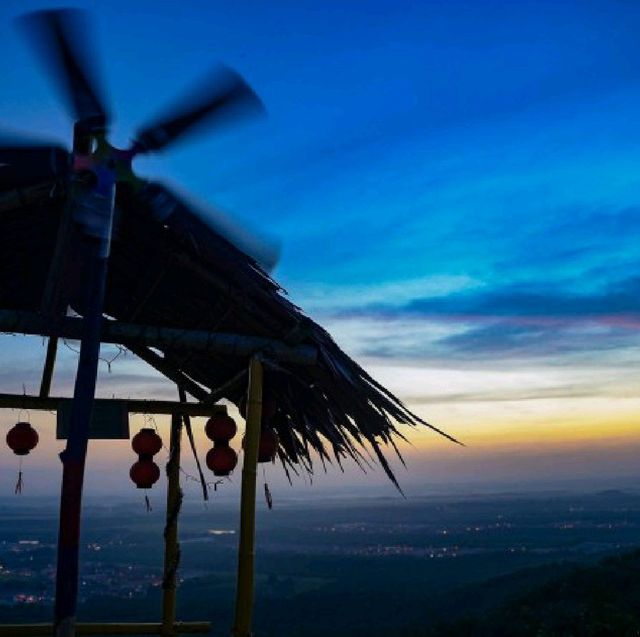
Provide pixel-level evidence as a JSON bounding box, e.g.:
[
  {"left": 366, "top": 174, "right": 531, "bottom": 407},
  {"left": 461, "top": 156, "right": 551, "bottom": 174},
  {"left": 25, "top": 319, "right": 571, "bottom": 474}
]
[
  {"left": 135, "top": 181, "right": 280, "bottom": 272},
  {"left": 0, "top": 144, "right": 70, "bottom": 191},
  {"left": 133, "top": 66, "right": 265, "bottom": 153},
  {"left": 17, "top": 8, "right": 109, "bottom": 130}
]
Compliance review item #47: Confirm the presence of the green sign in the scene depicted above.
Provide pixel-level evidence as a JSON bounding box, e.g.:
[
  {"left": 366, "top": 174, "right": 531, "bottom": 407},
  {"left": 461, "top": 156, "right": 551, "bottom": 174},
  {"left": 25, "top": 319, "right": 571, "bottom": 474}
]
[{"left": 56, "top": 399, "right": 130, "bottom": 440}]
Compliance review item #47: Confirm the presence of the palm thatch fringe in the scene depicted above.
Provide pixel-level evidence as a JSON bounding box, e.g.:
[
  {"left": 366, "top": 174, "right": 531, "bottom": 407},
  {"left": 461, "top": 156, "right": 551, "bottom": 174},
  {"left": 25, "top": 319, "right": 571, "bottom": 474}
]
[{"left": 0, "top": 177, "right": 460, "bottom": 488}]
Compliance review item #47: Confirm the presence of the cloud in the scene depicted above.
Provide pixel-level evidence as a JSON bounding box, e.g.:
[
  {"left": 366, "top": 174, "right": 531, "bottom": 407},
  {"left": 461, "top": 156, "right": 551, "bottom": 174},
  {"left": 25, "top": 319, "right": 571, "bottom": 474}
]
[
  {"left": 321, "top": 276, "right": 640, "bottom": 362},
  {"left": 437, "top": 321, "right": 640, "bottom": 359},
  {"left": 403, "top": 276, "right": 640, "bottom": 320}
]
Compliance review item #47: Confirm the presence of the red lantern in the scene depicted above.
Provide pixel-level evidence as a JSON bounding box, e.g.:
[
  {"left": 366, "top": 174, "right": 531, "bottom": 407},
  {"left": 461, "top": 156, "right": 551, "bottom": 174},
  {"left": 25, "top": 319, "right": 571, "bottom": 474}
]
[
  {"left": 205, "top": 414, "right": 237, "bottom": 443},
  {"left": 131, "top": 428, "right": 162, "bottom": 457},
  {"left": 130, "top": 459, "right": 160, "bottom": 489},
  {"left": 238, "top": 395, "right": 277, "bottom": 421},
  {"left": 242, "top": 429, "right": 279, "bottom": 463},
  {"left": 206, "top": 445, "right": 238, "bottom": 476},
  {"left": 6, "top": 422, "right": 39, "bottom": 456},
  {"left": 258, "top": 429, "right": 279, "bottom": 463}
]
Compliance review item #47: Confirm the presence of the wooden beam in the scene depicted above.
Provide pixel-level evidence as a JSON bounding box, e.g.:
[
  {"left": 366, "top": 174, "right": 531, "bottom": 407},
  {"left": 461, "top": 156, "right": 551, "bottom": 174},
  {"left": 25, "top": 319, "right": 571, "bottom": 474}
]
[
  {"left": 0, "top": 310, "right": 317, "bottom": 365},
  {"left": 0, "top": 622, "right": 211, "bottom": 636},
  {"left": 203, "top": 368, "right": 246, "bottom": 405},
  {"left": 39, "top": 170, "right": 78, "bottom": 402},
  {"left": 40, "top": 195, "right": 76, "bottom": 317},
  {"left": 126, "top": 344, "right": 210, "bottom": 402},
  {"left": 0, "top": 393, "right": 226, "bottom": 417}
]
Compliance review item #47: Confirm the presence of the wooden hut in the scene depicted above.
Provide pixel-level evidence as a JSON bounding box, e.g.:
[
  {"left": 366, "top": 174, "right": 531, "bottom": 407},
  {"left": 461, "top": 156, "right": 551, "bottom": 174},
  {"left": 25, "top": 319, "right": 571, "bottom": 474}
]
[
  {"left": 0, "top": 155, "right": 457, "bottom": 637},
  {"left": 0, "top": 170, "right": 455, "bottom": 485},
  {"left": 0, "top": 8, "right": 458, "bottom": 629}
]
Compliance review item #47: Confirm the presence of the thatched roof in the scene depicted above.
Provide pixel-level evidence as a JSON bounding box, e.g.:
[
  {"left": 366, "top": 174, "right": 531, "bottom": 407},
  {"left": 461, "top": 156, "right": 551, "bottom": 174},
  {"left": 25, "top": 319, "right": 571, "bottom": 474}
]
[{"left": 0, "top": 174, "right": 456, "bottom": 487}]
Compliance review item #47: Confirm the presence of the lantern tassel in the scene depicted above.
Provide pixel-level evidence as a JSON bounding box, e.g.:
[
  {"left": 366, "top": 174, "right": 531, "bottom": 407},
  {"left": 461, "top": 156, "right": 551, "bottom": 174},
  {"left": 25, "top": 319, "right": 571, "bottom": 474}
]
[
  {"left": 145, "top": 493, "right": 152, "bottom": 512},
  {"left": 14, "top": 457, "right": 23, "bottom": 495},
  {"left": 264, "top": 482, "right": 272, "bottom": 509},
  {"left": 262, "top": 465, "right": 273, "bottom": 510}
]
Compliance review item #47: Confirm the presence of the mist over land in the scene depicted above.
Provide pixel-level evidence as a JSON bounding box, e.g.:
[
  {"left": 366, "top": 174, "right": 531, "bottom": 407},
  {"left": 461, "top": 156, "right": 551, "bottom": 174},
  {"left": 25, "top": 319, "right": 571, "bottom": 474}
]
[{"left": 3, "top": 490, "right": 640, "bottom": 635}]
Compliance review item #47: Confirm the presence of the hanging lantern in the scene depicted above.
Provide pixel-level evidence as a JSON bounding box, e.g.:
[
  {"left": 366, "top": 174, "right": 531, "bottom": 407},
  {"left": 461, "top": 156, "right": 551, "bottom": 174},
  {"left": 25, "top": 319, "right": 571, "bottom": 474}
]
[
  {"left": 206, "top": 445, "right": 238, "bottom": 476},
  {"left": 7, "top": 421, "right": 39, "bottom": 495},
  {"left": 130, "top": 427, "right": 162, "bottom": 504},
  {"left": 258, "top": 429, "right": 279, "bottom": 463},
  {"left": 129, "top": 458, "right": 161, "bottom": 489},
  {"left": 238, "top": 394, "right": 277, "bottom": 422},
  {"left": 205, "top": 414, "right": 237, "bottom": 443},
  {"left": 131, "top": 428, "right": 162, "bottom": 457},
  {"left": 6, "top": 422, "right": 39, "bottom": 456},
  {"left": 243, "top": 428, "right": 279, "bottom": 463}
]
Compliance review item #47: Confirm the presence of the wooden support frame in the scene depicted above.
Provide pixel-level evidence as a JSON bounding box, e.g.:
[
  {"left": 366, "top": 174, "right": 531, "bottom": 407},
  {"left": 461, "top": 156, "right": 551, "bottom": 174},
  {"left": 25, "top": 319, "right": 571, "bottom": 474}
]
[
  {"left": 0, "top": 622, "right": 210, "bottom": 636},
  {"left": 0, "top": 403, "right": 212, "bottom": 637},
  {"left": 232, "top": 356, "right": 263, "bottom": 637},
  {"left": 0, "top": 309, "right": 317, "bottom": 365},
  {"left": 126, "top": 344, "right": 210, "bottom": 402},
  {"left": 37, "top": 131, "right": 87, "bottom": 402},
  {"left": 0, "top": 346, "right": 271, "bottom": 637},
  {"left": 0, "top": 392, "right": 226, "bottom": 417}
]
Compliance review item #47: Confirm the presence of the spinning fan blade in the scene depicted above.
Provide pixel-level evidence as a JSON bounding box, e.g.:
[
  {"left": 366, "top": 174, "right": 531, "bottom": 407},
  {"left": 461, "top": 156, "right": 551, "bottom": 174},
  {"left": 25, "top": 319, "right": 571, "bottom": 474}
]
[
  {"left": 18, "top": 9, "right": 109, "bottom": 130},
  {"left": 0, "top": 144, "right": 70, "bottom": 191},
  {"left": 134, "top": 66, "right": 265, "bottom": 153},
  {"left": 136, "top": 181, "right": 280, "bottom": 272}
]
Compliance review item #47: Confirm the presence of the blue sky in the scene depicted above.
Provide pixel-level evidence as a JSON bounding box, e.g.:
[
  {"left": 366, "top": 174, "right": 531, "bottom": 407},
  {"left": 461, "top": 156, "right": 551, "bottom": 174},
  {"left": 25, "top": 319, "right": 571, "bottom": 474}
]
[{"left": 1, "top": 0, "right": 640, "bottom": 496}]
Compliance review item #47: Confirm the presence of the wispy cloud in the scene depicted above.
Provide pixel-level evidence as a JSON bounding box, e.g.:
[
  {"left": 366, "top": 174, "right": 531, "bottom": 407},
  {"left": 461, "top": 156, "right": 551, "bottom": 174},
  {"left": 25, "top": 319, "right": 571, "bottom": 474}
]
[
  {"left": 403, "top": 276, "right": 640, "bottom": 320},
  {"left": 311, "top": 275, "right": 640, "bottom": 366}
]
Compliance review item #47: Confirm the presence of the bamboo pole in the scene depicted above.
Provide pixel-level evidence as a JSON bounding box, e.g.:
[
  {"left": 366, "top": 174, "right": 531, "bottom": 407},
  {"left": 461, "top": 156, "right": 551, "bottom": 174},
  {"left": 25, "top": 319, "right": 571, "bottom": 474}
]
[
  {"left": 0, "top": 310, "right": 317, "bottom": 365},
  {"left": 0, "top": 622, "right": 211, "bottom": 636},
  {"left": 0, "top": 393, "right": 225, "bottom": 417},
  {"left": 232, "top": 356, "right": 263, "bottom": 637},
  {"left": 162, "top": 412, "right": 183, "bottom": 637}
]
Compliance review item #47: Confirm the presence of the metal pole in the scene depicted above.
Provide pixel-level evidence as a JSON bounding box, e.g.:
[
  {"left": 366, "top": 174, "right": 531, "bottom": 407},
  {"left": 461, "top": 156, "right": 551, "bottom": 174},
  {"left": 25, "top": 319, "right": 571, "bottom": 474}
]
[
  {"left": 232, "top": 357, "right": 263, "bottom": 637},
  {"left": 53, "top": 166, "right": 116, "bottom": 637},
  {"left": 162, "top": 411, "right": 183, "bottom": 637}
]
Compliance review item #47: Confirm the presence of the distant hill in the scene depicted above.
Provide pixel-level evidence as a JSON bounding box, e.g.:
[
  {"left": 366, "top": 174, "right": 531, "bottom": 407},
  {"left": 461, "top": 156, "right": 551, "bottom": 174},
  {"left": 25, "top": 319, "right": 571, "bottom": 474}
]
[{"left": 422, "top": 549, "right": 640, "bottom": 636}]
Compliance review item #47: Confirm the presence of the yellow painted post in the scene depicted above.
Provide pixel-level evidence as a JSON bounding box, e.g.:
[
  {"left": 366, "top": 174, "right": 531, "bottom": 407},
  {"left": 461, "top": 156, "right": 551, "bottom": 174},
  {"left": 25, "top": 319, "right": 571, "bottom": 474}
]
[
  {"left": 162, "top": 412, "right": 182, "bottom": 637},
  {"left": 232, "top": 356, "right": 263, "bottom": 637}
]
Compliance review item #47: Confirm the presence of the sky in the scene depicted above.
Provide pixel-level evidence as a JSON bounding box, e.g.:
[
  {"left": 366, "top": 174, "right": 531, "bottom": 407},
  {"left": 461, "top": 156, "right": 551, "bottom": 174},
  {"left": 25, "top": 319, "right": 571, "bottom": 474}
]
[{"left": 0, "top": 0, "right": 639, "bottom": 499}]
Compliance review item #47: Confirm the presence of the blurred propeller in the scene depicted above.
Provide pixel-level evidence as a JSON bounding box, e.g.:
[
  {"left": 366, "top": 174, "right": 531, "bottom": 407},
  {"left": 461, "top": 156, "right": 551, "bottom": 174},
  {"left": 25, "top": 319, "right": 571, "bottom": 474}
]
[
  {"left": 13, "top": 8, "right": 278, "bottom": 270},
  {"left": 133, "top": 66, "right": 265, "bottom": 153},
  {"left": 17, "top": 8, "right": 109, "bottom": 130},
  {"left": 136, "top": 181, "right": 280, "bottom": 272}
]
